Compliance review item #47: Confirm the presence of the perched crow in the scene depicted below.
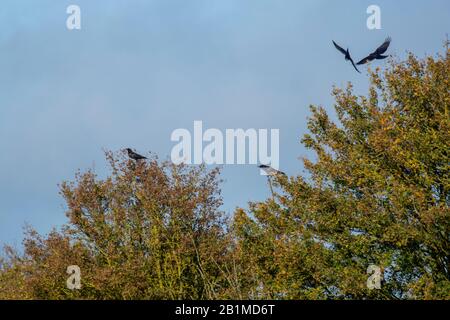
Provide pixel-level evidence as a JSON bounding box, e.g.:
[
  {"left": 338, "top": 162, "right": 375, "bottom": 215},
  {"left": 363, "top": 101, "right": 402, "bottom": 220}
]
[
  {"left": 126, "top": 148, "right": 147, "bottom": 161},
  {"left": 357, "top": 37, "right": 392, "bottom": 65},
  {"left": 258, "top": 165, "right": 286, "bottom": 177},
  {"left": 332, "top": 40, "right": 360, "bottom": 73}
]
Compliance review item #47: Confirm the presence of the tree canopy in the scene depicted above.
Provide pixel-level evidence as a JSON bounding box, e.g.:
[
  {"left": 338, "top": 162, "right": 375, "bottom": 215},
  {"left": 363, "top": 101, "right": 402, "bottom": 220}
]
[
  {"left": 1, "top": 46, "right": 448, "bottom": 300},
  {"left": 233, "top": 47, "right": 449, "bottom": 299}
]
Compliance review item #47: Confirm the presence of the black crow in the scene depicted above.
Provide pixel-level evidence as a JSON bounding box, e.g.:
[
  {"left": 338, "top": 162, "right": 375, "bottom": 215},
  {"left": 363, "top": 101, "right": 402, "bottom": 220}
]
[
  {"left": 332, "top": 40, "right": 360, "bottom": 73},
  {"left": 126, "top": 148, "right": 147, "bottom": 161},
  {"left": 357, "top": 37, "right": 392, "bottom": 65},
  {"left": 258, "top": 165, "right": 286, "bottom": 177}
]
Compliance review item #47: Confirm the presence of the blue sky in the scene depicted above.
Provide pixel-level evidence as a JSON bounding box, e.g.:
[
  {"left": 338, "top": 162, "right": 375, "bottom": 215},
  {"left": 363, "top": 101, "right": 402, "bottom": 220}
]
[{"left": 0, "top": 0, "right": 449, "bottom": 248}]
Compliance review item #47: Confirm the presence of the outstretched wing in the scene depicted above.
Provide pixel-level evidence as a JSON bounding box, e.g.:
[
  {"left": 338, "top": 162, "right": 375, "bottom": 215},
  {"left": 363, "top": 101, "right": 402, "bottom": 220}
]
[
  {"left": 349, "top": 57, "right": 361, "bottom": 73},
  {"left": 259, "top": 165, "right": 285, "bottom": 177},
  {"left": 357, "top": 55, "right": 374, "bottom": 65},
  {"left": 332, "top": 40, "right": 347, "bottom": 56},
  {"left": 375, "top": 37, "right": 391, "bottom": 55}
]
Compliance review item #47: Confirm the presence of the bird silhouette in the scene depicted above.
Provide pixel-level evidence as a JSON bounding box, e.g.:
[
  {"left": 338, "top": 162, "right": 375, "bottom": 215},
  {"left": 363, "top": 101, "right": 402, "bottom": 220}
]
[
  {"left": 357, "top": 37, "right": 392, "bottom": 65},
  {"left": 126, "top": 148, "right": 147, "bottom": 161},
  {"left": 332, "top": 40, "right": 360, "bottom": 73},
  {"left": 258, "top": 165, "right": 286, "bottom": 177}
]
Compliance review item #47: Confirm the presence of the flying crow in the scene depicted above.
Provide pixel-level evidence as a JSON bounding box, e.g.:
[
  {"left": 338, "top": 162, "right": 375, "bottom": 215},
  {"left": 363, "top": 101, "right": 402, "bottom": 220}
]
[
  {"left": 357, "top": 37, "right": 392, "bottom": 65},
  {"left": 332, "top": 40, "right": 360, "bottom": 73},
  {"left": 126, "top": 148, "right": 147, "bottom": 161},
  {"left": 258, "top": 165, "right": 286, "bottom": 177}
]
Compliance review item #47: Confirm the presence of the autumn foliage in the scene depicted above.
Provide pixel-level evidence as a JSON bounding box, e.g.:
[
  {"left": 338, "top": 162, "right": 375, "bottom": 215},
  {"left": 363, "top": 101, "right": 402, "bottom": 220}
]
[
  {"left": 233, "top": 47, "right": 449, "bottom": 299},
  {"left": 1, "top": 47, "right": 449, "bottom": 300}
]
